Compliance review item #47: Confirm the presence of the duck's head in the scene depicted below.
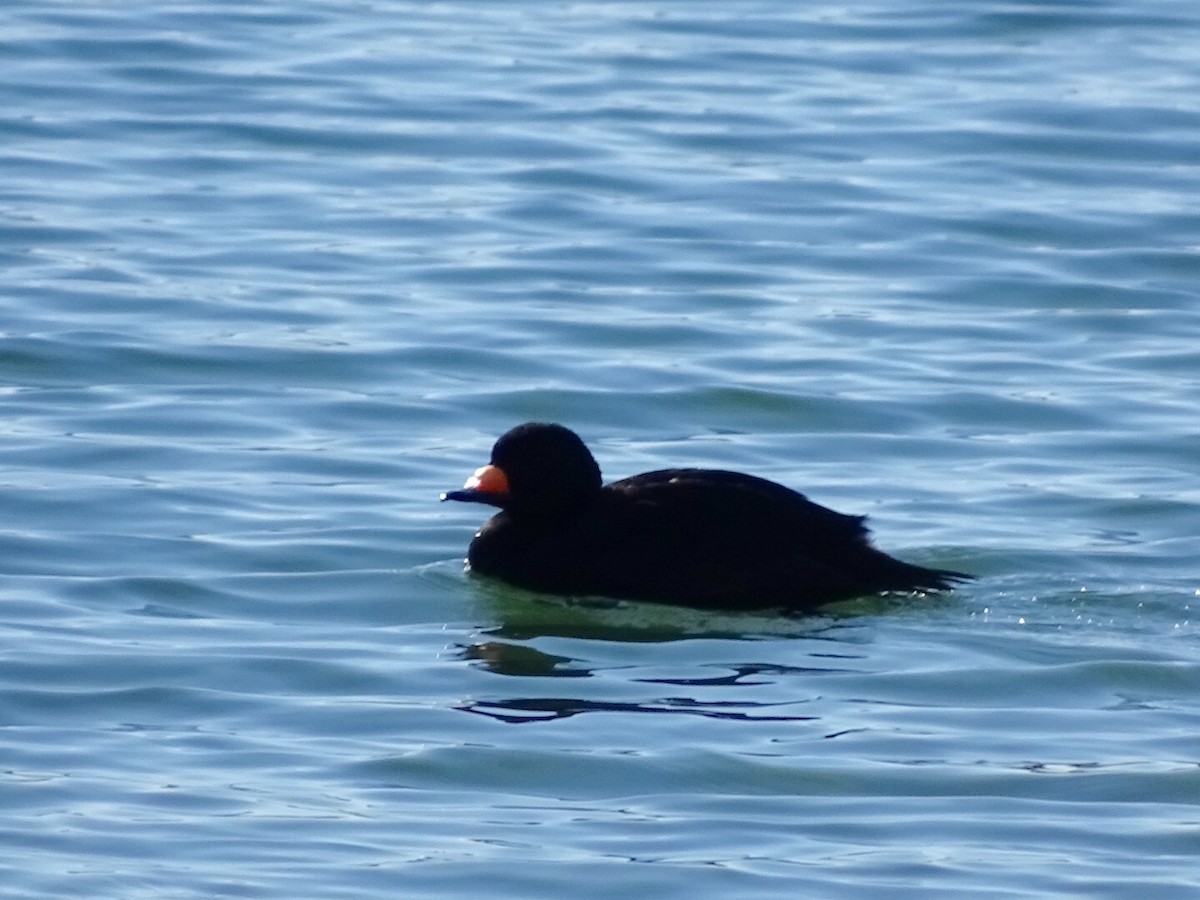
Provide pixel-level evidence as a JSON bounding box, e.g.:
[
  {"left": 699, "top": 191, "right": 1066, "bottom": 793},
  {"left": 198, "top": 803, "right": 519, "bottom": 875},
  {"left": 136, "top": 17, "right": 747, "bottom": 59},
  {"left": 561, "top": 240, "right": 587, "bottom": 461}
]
[{"left": 441, "top": 422, "right": 602, "bottom": 515}]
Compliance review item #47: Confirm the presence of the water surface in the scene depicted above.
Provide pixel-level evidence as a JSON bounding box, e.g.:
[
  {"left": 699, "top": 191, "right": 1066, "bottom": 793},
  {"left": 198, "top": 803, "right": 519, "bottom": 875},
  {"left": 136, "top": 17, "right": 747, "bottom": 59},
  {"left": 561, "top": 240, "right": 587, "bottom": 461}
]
[{"left": 2, "top": 1, "right": 1199, "bottom": 897}]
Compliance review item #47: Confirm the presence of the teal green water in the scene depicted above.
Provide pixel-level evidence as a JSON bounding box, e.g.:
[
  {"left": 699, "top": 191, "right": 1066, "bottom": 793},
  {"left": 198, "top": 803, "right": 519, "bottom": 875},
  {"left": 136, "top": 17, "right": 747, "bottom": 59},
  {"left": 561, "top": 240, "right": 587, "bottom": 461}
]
[{"left": 3, "top": 1, "right": 1199, "bottom": 897}]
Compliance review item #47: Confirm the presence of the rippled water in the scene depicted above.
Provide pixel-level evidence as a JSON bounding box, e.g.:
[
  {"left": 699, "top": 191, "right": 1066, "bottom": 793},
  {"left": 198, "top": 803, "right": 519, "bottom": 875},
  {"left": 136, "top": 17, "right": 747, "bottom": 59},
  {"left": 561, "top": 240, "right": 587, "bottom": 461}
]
[{"left": 3, "top": 1, "right": 1199, "bottom": 897}]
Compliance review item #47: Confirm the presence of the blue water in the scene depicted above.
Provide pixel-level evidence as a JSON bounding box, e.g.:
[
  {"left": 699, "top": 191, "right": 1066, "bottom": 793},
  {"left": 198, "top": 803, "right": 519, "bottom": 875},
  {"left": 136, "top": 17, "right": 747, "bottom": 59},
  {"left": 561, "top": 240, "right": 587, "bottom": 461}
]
[{"left": 3, "top": 1, "right": 1199, "bottom": 896}]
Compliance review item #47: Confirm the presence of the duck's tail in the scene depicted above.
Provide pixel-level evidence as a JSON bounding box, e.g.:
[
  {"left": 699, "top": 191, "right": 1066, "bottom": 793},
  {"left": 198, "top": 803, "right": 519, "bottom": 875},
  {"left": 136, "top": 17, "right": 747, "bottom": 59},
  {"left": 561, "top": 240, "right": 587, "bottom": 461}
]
[{"left": 898, "top": 560, "right": 972, "bottom": 593}]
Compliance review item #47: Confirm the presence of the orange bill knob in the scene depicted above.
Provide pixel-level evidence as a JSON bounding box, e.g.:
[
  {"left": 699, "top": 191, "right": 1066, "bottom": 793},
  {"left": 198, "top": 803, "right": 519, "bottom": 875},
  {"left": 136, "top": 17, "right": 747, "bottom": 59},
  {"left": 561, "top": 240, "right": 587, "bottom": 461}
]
[{"left": 463, "top": 464, "right": 509, "bottom": 494}]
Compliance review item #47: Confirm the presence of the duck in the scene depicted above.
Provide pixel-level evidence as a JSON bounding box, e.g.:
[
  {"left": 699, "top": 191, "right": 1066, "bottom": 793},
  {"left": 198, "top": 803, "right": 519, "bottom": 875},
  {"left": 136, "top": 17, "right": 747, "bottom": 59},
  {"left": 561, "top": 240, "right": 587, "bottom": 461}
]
[{"left": 442, "top": 422, "right": 969, "bottom": 612}]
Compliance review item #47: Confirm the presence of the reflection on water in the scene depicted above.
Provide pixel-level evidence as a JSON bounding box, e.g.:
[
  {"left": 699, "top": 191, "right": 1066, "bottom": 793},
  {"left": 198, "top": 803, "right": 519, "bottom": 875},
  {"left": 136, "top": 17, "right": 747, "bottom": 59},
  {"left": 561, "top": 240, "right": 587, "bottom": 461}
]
[
  {"left": 457, "top": 582, "right": 884, "bottom": 725},
  {"left": 466, "top": 575, "right": 909, "bottom": 642},
  {"left": 461, "top": 640, "right": 852, "bottom": 682},
  {"left": 456, "top": 638, "right": 852, "bottom": 725},
  {"left": 457, "top": 694, "right": 817, "bottom": 724},
  {"left": 635, "top": 661, "right": 853, "bottom": 685},
  {"left": 460, "top": 640, "right": 593, "bottom": 678}
]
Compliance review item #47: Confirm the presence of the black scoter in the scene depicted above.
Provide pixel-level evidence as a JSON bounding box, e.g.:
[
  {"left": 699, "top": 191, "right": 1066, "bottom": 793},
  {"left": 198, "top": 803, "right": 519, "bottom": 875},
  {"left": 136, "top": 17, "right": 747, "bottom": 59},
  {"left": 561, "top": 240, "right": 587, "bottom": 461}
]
[{"left": 442, "top": 422, "right": 969, "bottom": 612}]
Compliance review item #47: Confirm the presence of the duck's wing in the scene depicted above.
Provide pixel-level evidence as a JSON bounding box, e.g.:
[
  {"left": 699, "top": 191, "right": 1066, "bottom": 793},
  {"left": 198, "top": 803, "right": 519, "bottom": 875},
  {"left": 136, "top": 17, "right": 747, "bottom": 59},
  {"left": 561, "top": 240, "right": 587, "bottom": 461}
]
[
  {"left": 608, "top": 468, "right": 871, "bottom": 546},
  {"left": 581, "top": 469, "right": 883, "bottom": 608}
]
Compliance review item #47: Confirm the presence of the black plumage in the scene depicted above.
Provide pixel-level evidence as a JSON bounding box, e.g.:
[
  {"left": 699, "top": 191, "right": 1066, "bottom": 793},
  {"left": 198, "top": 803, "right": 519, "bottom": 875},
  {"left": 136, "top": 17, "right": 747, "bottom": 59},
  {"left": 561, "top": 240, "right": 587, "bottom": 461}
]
[{"left": 443, "top": 422, "right": 969, "bottom": 612}]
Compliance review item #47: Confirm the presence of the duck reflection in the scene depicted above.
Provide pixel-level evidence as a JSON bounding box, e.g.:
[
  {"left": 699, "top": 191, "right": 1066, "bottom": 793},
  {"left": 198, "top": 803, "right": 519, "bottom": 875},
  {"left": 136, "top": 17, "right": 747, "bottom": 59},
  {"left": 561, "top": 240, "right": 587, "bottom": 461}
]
[
  {"left": 466, "top": 576, "right": 882, "bottom": 643},
  {"left": 459, "top": 640, "right": 592, "bottom": 678},
  {"left": 453, "top": 583, "right": 876, "bottom": 726},
  {"left": 454, "top": 641, "right": 853, "bottom": 725},
  {"left": 456, "top": 693, "right": 817, "bottom": 724}
]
